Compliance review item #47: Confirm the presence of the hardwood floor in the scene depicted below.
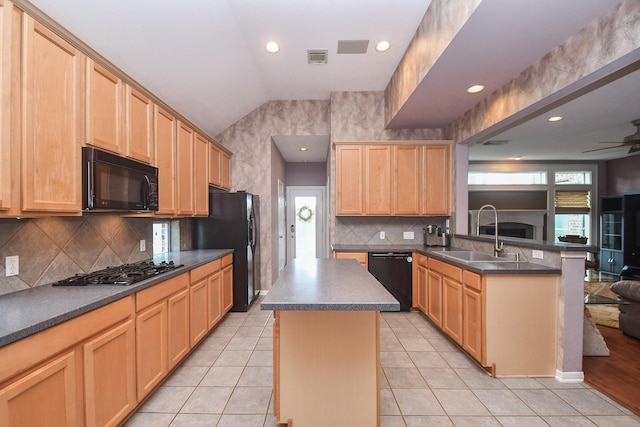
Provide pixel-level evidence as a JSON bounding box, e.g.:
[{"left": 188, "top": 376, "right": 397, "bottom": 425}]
[{"left": 583, "top": 325, "right": 640, "bottom": 415}]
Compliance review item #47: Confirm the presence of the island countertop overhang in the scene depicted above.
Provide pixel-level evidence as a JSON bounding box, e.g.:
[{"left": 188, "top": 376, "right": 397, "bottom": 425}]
[{"left": 260, "top": 258, "right": 400, "bottom": 311}]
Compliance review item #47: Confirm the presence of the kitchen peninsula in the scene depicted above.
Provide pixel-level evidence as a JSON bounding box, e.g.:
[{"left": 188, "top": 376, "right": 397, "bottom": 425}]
[{"left": 261, "top": 258, "right": 399, "bottom": 426}]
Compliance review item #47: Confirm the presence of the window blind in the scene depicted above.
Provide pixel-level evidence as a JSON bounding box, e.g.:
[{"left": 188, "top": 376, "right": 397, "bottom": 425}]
[{"left": 555, "top": 191, "right": 590, "bottom": 214}]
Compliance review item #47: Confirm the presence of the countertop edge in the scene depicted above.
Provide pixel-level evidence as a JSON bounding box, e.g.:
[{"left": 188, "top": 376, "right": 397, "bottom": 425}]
[{"left": 260, "top": 302, "right": 400, "bottom": 311}]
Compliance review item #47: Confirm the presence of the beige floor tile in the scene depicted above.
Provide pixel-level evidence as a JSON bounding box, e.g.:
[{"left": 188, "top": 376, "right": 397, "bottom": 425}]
[
  {"left": 432, "top": 389, "right": 491, "bottom": 416},
  {"left": 223, "top": 386, "right": 272, "bottom": 414},
  {"left": 200, "top": 366, "right": 244, "bottom": 387},
  {"left": 513, "top": 389, "right": 581, "bottom": 416},
  {"left": 393, "top": 388, "right": 445, "bottom": 415},
  {"left": 180, "top": 386, "right": 233, "bottom": 414},
  {"left": 138, "top": 386, "right": 194, "bottom": 413},
  {"left": 238, "top": 366, "right": 273, "bottom": 387},
  {"left": 384, "top": 367, "right": 429, "bottom": 388},
  {"left": 169, "top": 413, "right": 221, "bottom": 426},
  {"left": 473, "top": 389, "right": 535, "bottom": 416}
]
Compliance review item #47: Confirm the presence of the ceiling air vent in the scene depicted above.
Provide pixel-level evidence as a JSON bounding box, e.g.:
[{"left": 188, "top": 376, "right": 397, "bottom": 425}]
[
  {"left": 308, "top": 49, "right": 328, "bottom": 64},
  {"left": 337, "top": 39, "right": 369, "bottom": 54},
  {"left": 481, "top": 140, "right": 510, "bottom": 146}
]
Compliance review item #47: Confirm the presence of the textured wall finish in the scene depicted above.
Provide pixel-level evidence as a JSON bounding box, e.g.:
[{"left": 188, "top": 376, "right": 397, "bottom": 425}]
[
  {"left": 447, "top": 0, "right": 640, "bottom": 145},
  {"left": 216, "top": 100, "right": 331, "bottom": 289},
  {"left": 0, "top": 215, "right": 153, "bottom": 296},
  {"left": 605, "top": 155, "right": 640, "bottom": 195}
]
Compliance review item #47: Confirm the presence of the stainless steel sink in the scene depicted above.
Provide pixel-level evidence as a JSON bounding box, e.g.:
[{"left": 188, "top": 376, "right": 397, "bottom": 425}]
[{"left": 439, "top": 250, "right": 512, "bottom": 263}]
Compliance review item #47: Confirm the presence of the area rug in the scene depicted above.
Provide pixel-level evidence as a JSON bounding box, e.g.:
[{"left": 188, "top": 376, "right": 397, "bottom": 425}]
[{"left": 584, "top": 281, "right": 619, "bottom": 329}]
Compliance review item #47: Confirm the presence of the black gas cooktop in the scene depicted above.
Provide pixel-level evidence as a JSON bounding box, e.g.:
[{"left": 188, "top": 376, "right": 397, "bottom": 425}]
[{"left": 52, "top": 260, "right": 183, "bottom": 286}]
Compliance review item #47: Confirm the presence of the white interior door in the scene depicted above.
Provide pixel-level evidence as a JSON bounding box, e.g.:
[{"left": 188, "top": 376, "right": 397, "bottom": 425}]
[
  {"left": 286, "top": 186, "right": 327, "bottom": 264},
  {"left": 277, "top": 179, "right": 286, "bottom": 272}
]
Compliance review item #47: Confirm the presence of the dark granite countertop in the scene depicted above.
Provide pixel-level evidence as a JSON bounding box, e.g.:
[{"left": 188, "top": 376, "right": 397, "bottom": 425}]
[
  {"left": 261, "top": 258, "right": 400, "bottom": 312},
  {"left": 332, "top": 244, "right": 561, "bottom": 275},
  {"left": 0, "top": 249, "right": 232, "bottom": 348}
]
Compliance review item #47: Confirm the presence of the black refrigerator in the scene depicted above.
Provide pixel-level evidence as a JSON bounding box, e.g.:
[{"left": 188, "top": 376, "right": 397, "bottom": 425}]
[{"left": 192, "top": 191, "right": 259, "bottom": 312}]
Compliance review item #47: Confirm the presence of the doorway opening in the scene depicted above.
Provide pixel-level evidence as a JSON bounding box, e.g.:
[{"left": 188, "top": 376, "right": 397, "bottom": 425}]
[{"left": 286, "top": 186, "right": 327, "bottom": 265}]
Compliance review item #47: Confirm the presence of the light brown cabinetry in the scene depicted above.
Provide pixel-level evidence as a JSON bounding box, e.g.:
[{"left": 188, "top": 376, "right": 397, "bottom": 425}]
[
  {"left": 125, "top": 86, "right": 154, "bottom": 164},
  {"left": 86, "top": 59, "right": 123, "bottom": 155},
  {"left": 154, "top": 105, "right": 177, "bottom": 215},
  {"left": 0, "top": 0, "right": 11, "bottom": 211},
  {"left": 135, "top": 273, "right": 190, "bottom": 400},
  {"left": 442, "top": 276, "right": 463, "bottom": 345},
  {"left": 194, "top": 134, "right": 209, "bottom": 216},
  {"left": 394, "top": 145, "right": 421, "bottom": 215},
  {"left": 83, "top": 319, "right": 136, "bottom": 427},
  {"left": 426, "top": 268, "right": 443, "bottom": 327},
  {"left": 221, "top": 254, "right": 234, "bottom": 313},
  {"left": 22, "top": 17, "right": 83, "bottom": 213},
  {"left": 364, "top": 145, "right": 392, "bottom": 215},
  {"left": 413, "top": 253, "right": 428, "bottom": 313},
  {"left": 190, "top": 274, "right": 209, "bottom": 347},
  {"left": 462, "top": 270, "right": 482, "bottom": 362},
  {"left": 176, "top": 121, "right": 195, "bottom": 216},
  {"left": 334, "top": 251, "right": 368, "bottom": 269},
  {"left": 221, "top": 151, "right": 231, "bottom": 190},
  {"left": 208, "top": 141, "right": 232, "bottom": 191},
  {"left": 335, "top": 142, "right": 451, "bottom": 216},
  {"left": 421, "top": 145, "right": 450, "bottom": 215}
]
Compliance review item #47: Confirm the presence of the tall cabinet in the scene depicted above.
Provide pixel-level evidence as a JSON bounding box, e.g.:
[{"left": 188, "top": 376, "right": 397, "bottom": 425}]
[{"left": 599, "top": 193, "right": 640, "bottom": 274}]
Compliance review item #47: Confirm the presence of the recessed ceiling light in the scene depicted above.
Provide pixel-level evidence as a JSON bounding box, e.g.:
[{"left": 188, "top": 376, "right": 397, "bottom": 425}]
[
  {"left": 375, "top": 41, "right": 390, "bottom": 52},
  {"left": 547, "top": 116, "right": 563, "bottom": 122},
  {"left": 467, "top": 85, "right": 484, "bottom": 94},
  {"left": 513, "top": 156, "right": 523, "bottom": 160},
  {"left": 265, "top": 41, "right": 280, "bottom": 53},
  {"left": 299, "top": 147, "right": 308, "bottom": 152}
]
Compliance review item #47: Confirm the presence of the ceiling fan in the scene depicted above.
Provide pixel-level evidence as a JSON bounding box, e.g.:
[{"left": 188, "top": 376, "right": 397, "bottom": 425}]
[{"left": 583, "top": 119, "right": 640, "bottom": 154}]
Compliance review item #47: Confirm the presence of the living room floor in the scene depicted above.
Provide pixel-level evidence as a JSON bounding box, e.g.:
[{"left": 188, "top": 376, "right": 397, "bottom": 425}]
[{"left": 123, "top": 297, "right": 640, "bottom": 427}]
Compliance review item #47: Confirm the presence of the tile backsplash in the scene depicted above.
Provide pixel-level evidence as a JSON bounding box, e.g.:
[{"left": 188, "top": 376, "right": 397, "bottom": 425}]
[
  {"left": 0, "top": 215, "right": 153, "bottom": 295},
  {"left": 335, "top": 216, "right": 447, "bottom": 246}
]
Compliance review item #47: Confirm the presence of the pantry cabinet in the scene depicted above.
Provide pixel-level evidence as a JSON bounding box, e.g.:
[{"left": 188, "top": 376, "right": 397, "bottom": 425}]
[
  {"left": 22, "top": 16, "right": 83, "bottom": 213},
  {"left": 335, "top": 142, "right": 451, "bottom": 216},
  {"left": 86, "top": 59, "right": 124, "bottom": 157},
  {"left": 154, "top": 105, "right": 177, "bottom": 215},
  {"left": 125, "top": 86, "right": 154, "bottom": 164}
]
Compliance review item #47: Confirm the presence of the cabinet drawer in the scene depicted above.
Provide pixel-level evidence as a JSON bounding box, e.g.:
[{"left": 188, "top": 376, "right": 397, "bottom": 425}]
[
  {"left": 428, "top": 258, "right": 462, "bottom": 281},
  {"left": 463, "top": 270, "right": 482, "bottom": 291},
  {"left": 136, "top": 273, "right": 189, "bottom": 311},
  {"left": 222, "top": 254, "right": 233, "bottom": 267},
  {"left": 191, "top": 259, "right": 220, "bottom": 283}
]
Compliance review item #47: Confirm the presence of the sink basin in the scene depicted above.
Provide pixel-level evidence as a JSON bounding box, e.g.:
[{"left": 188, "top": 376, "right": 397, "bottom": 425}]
[{"left": 439, "top": 250, "right": 511, "bottom": 263}]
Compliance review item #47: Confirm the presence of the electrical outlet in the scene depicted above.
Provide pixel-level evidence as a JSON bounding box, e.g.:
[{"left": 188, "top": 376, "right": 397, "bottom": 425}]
[
  {"left": 379, "top": 231, "right": 385, "bottom": 239},
  {"left": 532, "top": 250, "right": 544, "bottom": 259},
  {"left": 6, "top": 256, "right": 19, "bottom": 277},
  {"left": 403, "top": 231, "right": 414, "bottom": 240},
  {"left": 140, "top": 239, "right": 146, "bottom": 252}
]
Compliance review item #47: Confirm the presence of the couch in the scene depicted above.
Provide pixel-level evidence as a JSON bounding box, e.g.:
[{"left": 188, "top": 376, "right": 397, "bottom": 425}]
[{"left": 610, "top": 280, "right": 640, "bottom": 340}]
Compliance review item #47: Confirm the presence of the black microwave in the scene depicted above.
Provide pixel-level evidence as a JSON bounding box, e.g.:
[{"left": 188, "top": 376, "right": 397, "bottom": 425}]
[{"left": 82, "top": 147, "right": 159, "bottom": 211}]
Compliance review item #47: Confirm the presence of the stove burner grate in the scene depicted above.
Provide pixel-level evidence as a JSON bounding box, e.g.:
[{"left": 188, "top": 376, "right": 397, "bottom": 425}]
[{"left": 52, "top": 260, "right": 183, "bottom": 286}]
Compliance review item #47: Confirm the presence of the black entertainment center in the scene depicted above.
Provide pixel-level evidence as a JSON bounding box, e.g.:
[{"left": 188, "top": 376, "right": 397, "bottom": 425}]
[{"left": 599, "top": 192, "right": 640, "bottom": 277}]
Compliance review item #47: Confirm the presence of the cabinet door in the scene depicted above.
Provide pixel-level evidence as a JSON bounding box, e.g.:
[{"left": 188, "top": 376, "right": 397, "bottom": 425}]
[
  {"left": 22, "top": 18, "right": 82, "bottom": 212},
  {"left": 394, "top": 145, "right": 420, "bottom": 215},
  {"left": 0, "top": 1, "right": 10, "bottom": 210},
  {"left": 221, "top": 151, "right": 232, "bottom": 190},
  {"left": 126, "top": 86, "right": 153, "bottom": 164},
  {"left": 135, "top": 302, "right": 167, "bottom": 401},
  {"left": 427, "top": 270, "right": 443, "bottom": 327},
  {"left": 167, "top": 288, "right": 190, "bottom": 370},
  {"left": 364, "top": 145, "right": 392, "bottom": 215},
  {"left": 416, "top": 265, "right": 428, "bottom": 314},
  {"left": 194, "top": 134, "right": 209, "bottom": 216},
  {"left": 208, "top": 271, "right": 223, "bottom": 330},
  {"left": 190, "top": 278, "right": 208, "bottom": 346},
  {"left": 86, "top": 60, "right": 123, "bottom": 155},
  {"left": 83, "top": 320, "right": 136, "bottom": 427},
  {"left": 209, "top": 143, "right": 222, "bottom": 187},
  {"left": 0, "top": 352, "right": 79, "bottom": 427},
  {"left": 154, "top": 106, "right": 177, "bottom": 215},
  {"left": 463, "top": 287, "right": 483, "bottom": 362},
  {"left": 222, "top": 264, "right": 234, "bottom": 314},
  {"left": 336, "top": 145, "right": 363, "bottom": 215},
  {"left": 176, "top": 121, "right": 195, "bottom": 216},
  {"left": 422, "top": 145, "right": 450, "bottom": 215},
  {"left": 442, "top": 277, "right": 463, "bottom": 345}
]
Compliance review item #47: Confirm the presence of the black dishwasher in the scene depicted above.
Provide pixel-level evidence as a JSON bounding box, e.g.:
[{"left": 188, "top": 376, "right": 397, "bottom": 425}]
[{"left": 368, "top": 252, "right": 413, "bottom": 311}]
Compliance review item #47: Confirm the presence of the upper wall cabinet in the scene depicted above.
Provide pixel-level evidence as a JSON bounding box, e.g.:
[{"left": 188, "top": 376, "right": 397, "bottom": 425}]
[
  {"left": 194, "top": 133, "right": 209, "bottom": 216},
  {"left": 176, "top": 121, "right": 195, "bottom": 216},
  {"left": 22, "top": 16, "right": 84, "bottom": 213},
  {"left": 154, "top": 105, "right": 177, "bottom": 216},
  {"left": 209, "top": 142, "right": 232, "bottom": 191},
  {"left": 125, "top": 85, "right": 154, "bottom": 164},
  {"left": 0, "top": 0, "right": 11, "bottom": 211},
  {"left": 335, "top": 142, "right": 452, "bottom": 217},
  {"left": 86, "top": 59, "right": 123, "bottom": 155}
]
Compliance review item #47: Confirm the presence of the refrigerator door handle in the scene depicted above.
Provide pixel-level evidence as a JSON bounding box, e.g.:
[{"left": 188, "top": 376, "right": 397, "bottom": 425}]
[{"left": 249, "top": 215, "right": 257, "bottom": 250}]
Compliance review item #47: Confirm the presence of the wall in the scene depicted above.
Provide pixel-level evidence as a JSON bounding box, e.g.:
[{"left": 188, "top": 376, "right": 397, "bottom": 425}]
[
  {"left": 0, "top": 215, "right": 153, "bottom": 296},
  {"left": 605, "top": 155, "right": 640, "bottom": 195},
  {"left": 286, "top": 162, "right": 326, "bottom": 186},
  {"left": 215, "top": 100, "right": 331, "bottom": 289}
]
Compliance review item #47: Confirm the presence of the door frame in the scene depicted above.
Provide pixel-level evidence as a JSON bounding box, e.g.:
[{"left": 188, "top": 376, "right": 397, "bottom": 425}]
[{"left": 286, "top": 186, "right": 328, "bottom": 263}]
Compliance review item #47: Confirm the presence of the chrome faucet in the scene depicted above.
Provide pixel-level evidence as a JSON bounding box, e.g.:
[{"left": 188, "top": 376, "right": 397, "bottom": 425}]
[{"left": 476, "top": 204, "right": 504, "bottom": 257}]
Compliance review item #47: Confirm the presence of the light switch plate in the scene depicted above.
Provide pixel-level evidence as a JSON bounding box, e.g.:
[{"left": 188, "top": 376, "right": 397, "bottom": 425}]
[
  {"left": 6, "top": 256, "right": 19, "bottom": 277},
  {"left": 403, "top": 231, "right": 414, "bottom": 240},
  {"left": 140, "top": 240, "right": 146, "bottom": 252},
  {"left": 532, "top": 250, "right": 543, "bottom": 259},
  {"left": 379, "top": 231, "right": 385, "bottom": 239}
]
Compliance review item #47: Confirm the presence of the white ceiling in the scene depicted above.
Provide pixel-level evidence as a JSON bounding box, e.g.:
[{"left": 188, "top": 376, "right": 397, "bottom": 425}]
[{"left": 27, "top": 0, "right": 638, "bottom": 163}]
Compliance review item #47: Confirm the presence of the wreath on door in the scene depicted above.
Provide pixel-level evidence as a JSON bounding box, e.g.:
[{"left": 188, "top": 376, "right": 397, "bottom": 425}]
[{"left": 297, "top": 205, "right": 314, "bottom": 223}]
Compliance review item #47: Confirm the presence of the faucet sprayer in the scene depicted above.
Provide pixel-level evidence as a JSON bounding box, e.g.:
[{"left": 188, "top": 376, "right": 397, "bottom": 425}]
[{"left": 476, "top": 204, "right": 504, "bottom": 257}]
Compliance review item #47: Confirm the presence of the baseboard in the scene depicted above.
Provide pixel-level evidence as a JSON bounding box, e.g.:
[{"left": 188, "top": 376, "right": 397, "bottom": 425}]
[{"left": 555, "top": 370, "right": 584, "bottom": 383}]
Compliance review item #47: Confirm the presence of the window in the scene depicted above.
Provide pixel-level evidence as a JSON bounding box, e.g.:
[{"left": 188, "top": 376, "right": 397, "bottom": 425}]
[
  {"left": 555, "top": 171, "right": 592, "bottom": 185},
  {"left": 468, "top": 171, "right": 547, "bottom": 185},
  {"left": 153, "top": 222, "right": 170, "bottom": 254}
]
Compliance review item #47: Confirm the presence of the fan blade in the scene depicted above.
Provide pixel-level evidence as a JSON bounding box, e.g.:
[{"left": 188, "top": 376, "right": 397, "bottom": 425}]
[{"left": 582, "top": 144, "right": 626, "bottom": 153}]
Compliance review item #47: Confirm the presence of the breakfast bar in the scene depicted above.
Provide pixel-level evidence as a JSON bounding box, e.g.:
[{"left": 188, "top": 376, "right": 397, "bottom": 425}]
[{"left": 261, "top": 258, "right": 399, "bottom": 427}]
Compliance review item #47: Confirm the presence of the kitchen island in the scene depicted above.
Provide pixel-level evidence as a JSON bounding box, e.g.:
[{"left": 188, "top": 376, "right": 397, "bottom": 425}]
[{"left": 261, "top": 258, "right": 399, "bottom": 427}]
